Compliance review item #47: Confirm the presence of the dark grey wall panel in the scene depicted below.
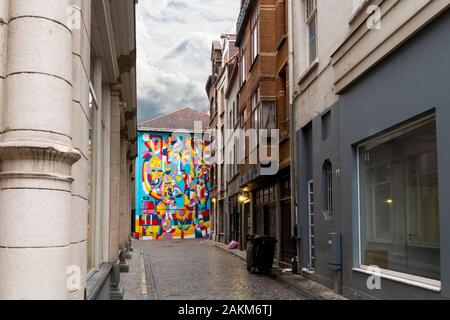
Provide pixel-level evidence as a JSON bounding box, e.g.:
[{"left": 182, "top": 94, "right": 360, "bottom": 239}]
[{"left": 296, "top": 8, "right": 450, "bottom": 299}]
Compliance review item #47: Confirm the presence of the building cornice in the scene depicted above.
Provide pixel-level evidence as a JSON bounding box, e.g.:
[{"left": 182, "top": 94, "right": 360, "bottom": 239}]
[
  {"left": 236, "top": 0, "right": 256, "bottom": 47},
  {"left": 138, "top": 128, "right": 207, "bottom": 134}
]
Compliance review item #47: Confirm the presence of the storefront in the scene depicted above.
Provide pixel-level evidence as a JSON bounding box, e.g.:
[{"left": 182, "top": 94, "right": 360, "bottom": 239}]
[
  {"left": 296, "top": 9, "right": 450, "bottom": 299},
  {"left": 251, "top": 173, "right": 294, "bottom": 265},
  {"left": 253, "top": 184, "right": 277, "bottom": 237},
  {"left": 279, "top": 177, "right": 294, "bottom": 265}
]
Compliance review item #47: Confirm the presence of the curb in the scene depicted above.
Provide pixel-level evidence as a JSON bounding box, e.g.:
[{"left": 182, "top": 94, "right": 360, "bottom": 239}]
[
  {"left": 208, "top": 240, "right": 346, "bottom": 301},
  {"left": 270, "top": 271, "right": 323, "bottom": 300}
]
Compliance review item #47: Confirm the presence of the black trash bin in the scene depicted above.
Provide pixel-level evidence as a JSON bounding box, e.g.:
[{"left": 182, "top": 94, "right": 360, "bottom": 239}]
[{"left": 246, "top": 235, "right": 277, "bottom": 274}]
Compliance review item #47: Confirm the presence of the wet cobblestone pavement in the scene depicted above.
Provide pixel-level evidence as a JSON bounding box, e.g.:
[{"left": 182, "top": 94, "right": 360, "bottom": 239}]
[{"left": 125, "top": 240, "right": 309, "bottom": 300}]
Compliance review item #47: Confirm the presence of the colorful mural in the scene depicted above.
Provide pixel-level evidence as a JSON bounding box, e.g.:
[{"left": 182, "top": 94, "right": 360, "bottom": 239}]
[{"left": 135, "top": 131, "right": 211, "bottom": 240}]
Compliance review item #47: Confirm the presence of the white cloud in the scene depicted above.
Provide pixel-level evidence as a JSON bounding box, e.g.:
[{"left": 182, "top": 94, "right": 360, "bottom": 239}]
[{"left": 137, "top": 0, "right": 240, "bottom": 122}]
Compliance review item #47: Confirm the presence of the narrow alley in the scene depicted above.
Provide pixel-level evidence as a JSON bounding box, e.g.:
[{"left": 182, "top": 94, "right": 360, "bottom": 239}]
[
  {"left": 0, "top": 0, "right": 449, "bottom": 306},
  {"left": 121, "top": 240, "right": 308, "bottom": 300}
]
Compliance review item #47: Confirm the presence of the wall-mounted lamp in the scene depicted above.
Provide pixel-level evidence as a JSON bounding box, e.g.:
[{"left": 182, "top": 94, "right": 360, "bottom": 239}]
[{"left": 239, "top": 191, "right": 250, "bottom": 203}]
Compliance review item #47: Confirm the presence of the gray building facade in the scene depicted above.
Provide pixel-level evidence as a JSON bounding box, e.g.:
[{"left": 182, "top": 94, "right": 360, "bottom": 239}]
[{"left": 296, "top": 8, "right": 450, "bottom": 300}]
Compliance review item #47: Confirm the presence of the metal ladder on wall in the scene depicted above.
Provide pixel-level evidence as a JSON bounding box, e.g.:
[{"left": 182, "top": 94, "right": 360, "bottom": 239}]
[{"left": 307, "top": 180, "right": 316, "bottom": 272}]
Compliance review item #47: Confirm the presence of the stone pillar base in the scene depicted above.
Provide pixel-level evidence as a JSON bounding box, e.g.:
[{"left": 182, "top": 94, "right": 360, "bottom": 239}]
[
  {"left": 119, "top": 262, "right": 129, "bottom": 273},
  {"left": 110, "top": 264, "right": 124, "bottom": 300},
  {"left": 110, "top": 284, "right": 125, "bottom": 300},
  {"left": 119, "top": 249, "right": 130, "bottom": 273},
  {"left": 128, "top": 238, "right": 134, "bottom": 252},
  {"left": 125, "top": 243, "right": 132, "bottom": 260}
]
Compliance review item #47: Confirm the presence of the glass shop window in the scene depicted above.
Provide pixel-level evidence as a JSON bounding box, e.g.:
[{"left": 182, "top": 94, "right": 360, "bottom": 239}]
[
  {"left": 87, "top": 89, "right": 97, "bottom": 274},
  {"left": 358, "top": 116, "right": 440, "bottom": 282}
]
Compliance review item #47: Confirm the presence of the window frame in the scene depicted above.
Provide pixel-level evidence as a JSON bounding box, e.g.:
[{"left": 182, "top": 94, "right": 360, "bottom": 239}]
[
  {"left": 305, "top": 0, "right": 317, "bottom": 22},
  {"left": 251, "top": 88, "right": 260, "bottom": 131},
  {"left": 87, "top": 80, "right": 106, "bottom": 278},
  {"left": 240, "top": 46, "right": 247, "bottom": 86},
  {"left": 234, "top": 96, "right": 240, "bottom": 131},
  {"left": 250, "top": 89, "right": 261, "bottom": 153},
  {"left": 251, "top": 6, "right": 260, "bottom": 63},
  {"left": 87, "top": 85, "right": 98, "bottom": 277},
  {"left": 240, "top": 105, "right": 247, "bottom": 130},
  {"left": 239, "top": 105, "right": 248, "bottom": 161},
  {"left": 260, "top": 100, "right": 276, "bottom": 130},
  {"left": 355, "top": 114, "right": 441, "bottom": 291},
  {"left": 305, "top": 0, "right": 318, "bottom": 66},
  {"left": 323, "top": 160, "right": 333, "bottom": 216}
]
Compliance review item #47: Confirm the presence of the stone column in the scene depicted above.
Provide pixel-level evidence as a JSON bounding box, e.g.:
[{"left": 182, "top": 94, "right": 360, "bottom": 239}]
[
  {"left": 275, "top": 182, "right": 282, "bottom": 263},
  {"left": 119, "top": 136, "right": 129, "bottom": 272},
  {"left": 102, "top": 85, "right": 111, "bottom": 262},
  {"left": 92, "top": 58, "right": 103, "bottom": 266},
  {"left": 69, "top": 0, "right": 91, "bottom": 300},
  {"left": 125, "top": 157, "right": 132, "bottom": 258},
  {"left": 109, "top": 89, "right": 121, "bottom": 263},
  {"left": 129, "top": 157, "right": 136, "bottom": 247},
  {"left": 0, "top": 0, "right": 80, "bottom": 299},
  {"left": 119, "top": 137, "right": 128, "bottom": 248},
  {"left": 0, "top": 0, "right": 8, "bottom": 131}
]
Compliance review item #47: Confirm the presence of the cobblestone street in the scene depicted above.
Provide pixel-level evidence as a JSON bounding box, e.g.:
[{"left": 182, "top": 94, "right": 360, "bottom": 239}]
[{"left": 122, "top": 240, "right": 309, "bottom": 300}]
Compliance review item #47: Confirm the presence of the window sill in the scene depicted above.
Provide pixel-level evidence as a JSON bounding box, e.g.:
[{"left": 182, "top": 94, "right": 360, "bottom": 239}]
[
  {"left": 352, "top": 267, "right": 441, "bottom": 293},
  {"left": 297, "top": 58, "right": 319, "bottom": 85},
  {"left": 86, "top": 263, "right": 113, "bottom": 300}
]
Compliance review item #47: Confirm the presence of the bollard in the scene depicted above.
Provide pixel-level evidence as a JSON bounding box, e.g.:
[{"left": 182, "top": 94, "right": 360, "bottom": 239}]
[
  {"left": 119, "top": 249, "right": 130, "bottom": 273},
  {"left": 110, "top": 264, "right": 124, "bottom": 300}
]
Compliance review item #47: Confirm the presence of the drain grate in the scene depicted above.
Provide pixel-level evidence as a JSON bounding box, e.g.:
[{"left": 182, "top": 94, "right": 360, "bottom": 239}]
[{"left": 144, "top": 253, "right": 159, "bottom": 300}]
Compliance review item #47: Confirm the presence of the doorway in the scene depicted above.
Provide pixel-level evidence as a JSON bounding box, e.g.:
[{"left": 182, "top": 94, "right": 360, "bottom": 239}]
[
  {"left": 243, "top": 202, "right": 251, "bottom": 250},
  {"left": 280, "top": 200, "right": 294, "bottom": 264}
]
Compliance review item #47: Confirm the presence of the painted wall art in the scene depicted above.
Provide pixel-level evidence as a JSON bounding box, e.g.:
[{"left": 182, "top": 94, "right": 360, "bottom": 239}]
[{"left": 135, "top": 131, "right": 211, "bottom": 240}]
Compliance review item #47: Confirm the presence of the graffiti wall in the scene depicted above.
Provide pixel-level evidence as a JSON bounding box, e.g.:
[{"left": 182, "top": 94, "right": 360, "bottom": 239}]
[{"left": 135, "top": 131, "right": 211, "bottom": 240}]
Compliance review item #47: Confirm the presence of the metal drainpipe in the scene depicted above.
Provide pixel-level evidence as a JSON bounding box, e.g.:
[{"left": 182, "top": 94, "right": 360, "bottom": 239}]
[{"left": 287, "top": 0, "right": 299, "bottom": 273}]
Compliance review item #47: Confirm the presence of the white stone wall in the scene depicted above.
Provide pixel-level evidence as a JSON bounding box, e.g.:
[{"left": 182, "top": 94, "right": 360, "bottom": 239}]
[
  {"left": 0, "top": 0, "right": 8, "bottom": 132},
  {"left": 0, "top": 0, "right": 136, "bottom": 300},
  {"left": 102, "top": 85, "right": 111, "bottom": 264},
  {"left": 119, "top": 137, "right": 127, "bottom": 249},
  {"left": 0, "top": 0, "right": 80, "bottom": 299},
  {"left": 292, "top": 0, "right": 353, "bottom": 129},
  {"left": 109, "top": 89, "right": 122, "bottom": 263},
  {"left": 291, "top": 0, "right": 450, "bottom": 129},
  {"left": 225, "top": 72, "right": 239, "bottom": 181},
  {"left": 217, "top": 74, "right": 227, "bottom": 197},
  {"left": 215, "top": 54, "right": 228, "bottom": 239}
]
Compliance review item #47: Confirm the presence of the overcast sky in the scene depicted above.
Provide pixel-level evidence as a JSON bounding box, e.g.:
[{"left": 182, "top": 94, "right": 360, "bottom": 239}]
[{"left": 136, "top": 0, "right": 240, "bottom": 123}]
